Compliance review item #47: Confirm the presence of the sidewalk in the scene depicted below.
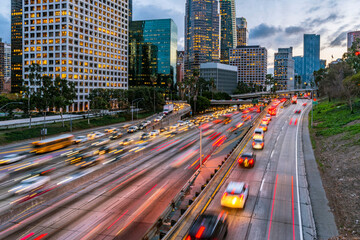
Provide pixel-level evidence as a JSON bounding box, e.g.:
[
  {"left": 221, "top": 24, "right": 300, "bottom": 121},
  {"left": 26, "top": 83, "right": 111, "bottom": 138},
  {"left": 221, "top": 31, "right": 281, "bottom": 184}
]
[{"left": 302, "top": 107, "right": 338, "bottom": 239}]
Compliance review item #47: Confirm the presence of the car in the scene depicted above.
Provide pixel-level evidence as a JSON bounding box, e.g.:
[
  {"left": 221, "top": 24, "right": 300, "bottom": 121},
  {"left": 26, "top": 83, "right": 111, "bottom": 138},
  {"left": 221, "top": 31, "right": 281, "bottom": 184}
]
[
  {"left": 61, "top": 146, "right": 88, "bottom": 157},
  {"left": 91, "top": 138, "right": 110, "bottom": 146},
  {"left": 105, "top": 128, "right": 119, "bottom": 134},
  {"left": 120, "top": 138, "right": 133, "bottom": 146},
  {"left": 110, "top": 132, "right": 123, "bottom": 140},
  {"left": 252, "top": 138, "right": 264, "bottom": 150},
  {"left": 170, "top": 124, "right": 178, "bottom": 130},
  {"left": 238, "top": 153, "right": 256, "bottom": 168},
  {"left": 265, "top": 114, "right": 272, "bottom": 120},
  {"left": 150, "top": 130, "right": 160, "bottom": 136},
  {"left": 140, "top": 133, "right": 151, "bottom": 140},
  {"left": 242, "top": 114, "right": 248, "bottom": 119},
  {"left": 77, "top": 156, "right": 102, "bottom": 168},
  {"left": 0, "top": 152, "right": 28, "bottom": 165},
  {"left": 98, "top": 145, "right": 113, "bottom": 155},
  {"left": 302, "top": 102, "right": 308, "bottom": 106},
  {"left": 259, "top": 123, "right": 268, "bottom": 132},
  {"left": 73, "top": 135, "right": 89, "bottom": 144},
  {"left": 127, "top": 126, "right": 138, "bottom": 133},
  {"left": 295, "top": 109, "right": 301, "bottom": 114},
  {"left": 138, "top": 124, "right": 146, "bottom": 130},
  {"left": 87, "top": 131, "right": 105, "bottom": 140},
  {"left": 253, "top": 128, "right": 264, "bottom": 140},
  {"left": 30, "top": 165, "right": 57, "bottom": 176},
  {"left": 261, "top": 118, "right": 270, "bottom": 125},
  {"left": 185, "top": 212, "right": 228, "bottom": 240},
  {"left": 159, "top": 127, "right": 167, "bottom": 132},
  {"left": 9, "top": 176, "right": 50, "bottom": 195},
  {"left": 221, "top": 181, "right": 249, "bottom": 208}
]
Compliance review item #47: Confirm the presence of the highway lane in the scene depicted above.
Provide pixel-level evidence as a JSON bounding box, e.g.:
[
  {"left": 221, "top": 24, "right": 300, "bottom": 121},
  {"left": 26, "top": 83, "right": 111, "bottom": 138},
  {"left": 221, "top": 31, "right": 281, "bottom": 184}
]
[
  {"left": 1, "top": 107, "right": 256, "bottom": 239},
  {"left": 205, "top": 100, "right": 316, "bottom": 240}
]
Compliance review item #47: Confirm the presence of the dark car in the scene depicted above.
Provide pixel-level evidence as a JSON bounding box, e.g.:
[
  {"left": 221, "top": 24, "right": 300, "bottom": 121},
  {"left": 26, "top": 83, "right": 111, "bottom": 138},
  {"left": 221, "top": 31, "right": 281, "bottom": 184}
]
[
  {"left": 295, "top": 109, "right": 301, "bottom": 114},
  {"left": 186, "top": 212, "right": 228, "bottom": 240},
  {"left": 140, "top": 133, "right": 151, "bottom": 140},
  {"left": 110, "top": 132, "right": 123, "bottom": 140},
  {"left": 138, "top": 124, "right": 146, "bottom": 130},
  {"left": 238, "top": 152, "right": 256, "bottom": 168}
]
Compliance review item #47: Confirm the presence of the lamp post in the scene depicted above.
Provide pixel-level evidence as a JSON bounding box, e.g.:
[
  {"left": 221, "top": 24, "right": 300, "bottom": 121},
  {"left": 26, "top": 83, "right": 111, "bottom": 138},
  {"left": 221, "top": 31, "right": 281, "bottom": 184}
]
[{"left": 131, "top": 98, "right": 144, "bottom": 122}]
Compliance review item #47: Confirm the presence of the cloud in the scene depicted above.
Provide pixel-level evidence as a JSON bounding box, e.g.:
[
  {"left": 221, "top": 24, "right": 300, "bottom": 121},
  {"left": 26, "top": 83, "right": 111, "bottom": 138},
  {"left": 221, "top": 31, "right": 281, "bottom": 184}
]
[
  {"left": 329, "top": 31, "right": 347, "bottom": 47},
  {"left": 249, "top": 24, "right": 282, "bottom": 39},
  {"left": 0, "top": 14, "right": 10, "bottom": 43},
  {"left": 285, "top": 26, "right": 305, "bottom": 35},
  {"left": 307, "top": 13, "right": 342, "bottom": 27},
  {"left": 307, "top": 6, "right": 320, "bottom": 14}
]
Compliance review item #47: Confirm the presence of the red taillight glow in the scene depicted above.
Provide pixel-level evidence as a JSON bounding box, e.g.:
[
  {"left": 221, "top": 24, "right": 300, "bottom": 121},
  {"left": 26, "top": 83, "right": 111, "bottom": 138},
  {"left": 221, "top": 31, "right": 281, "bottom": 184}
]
[
  {"left": 249, "top": 159, "right": 254, "bottom": 164},
  {"left": 252, "top": 142, "right": 255, "bottom": 146},
  {"left": 186, "top": 236, "right": 192, "bottom": 240},
  {"left": 222, "top": 192, "right": 228, "bottom": 198},
  {"left": 195, "top": 226, "right": 206, "bottom": 238},
  {"left": 238, "top": 158, "right": 243, "bottom": 163}
]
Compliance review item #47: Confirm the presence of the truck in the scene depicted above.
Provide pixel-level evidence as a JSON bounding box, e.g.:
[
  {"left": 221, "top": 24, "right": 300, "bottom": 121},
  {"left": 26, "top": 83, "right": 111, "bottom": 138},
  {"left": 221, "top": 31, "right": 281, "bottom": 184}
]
[{"left": 163, "top": 104, "right": 174, "bottom": 115}]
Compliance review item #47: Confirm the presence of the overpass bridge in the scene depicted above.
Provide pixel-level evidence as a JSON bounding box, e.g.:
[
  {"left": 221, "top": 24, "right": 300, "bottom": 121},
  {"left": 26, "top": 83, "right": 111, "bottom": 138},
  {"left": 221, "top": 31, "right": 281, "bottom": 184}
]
[{"left": 231, "top": 88, "right": 313, "bottom": 99}]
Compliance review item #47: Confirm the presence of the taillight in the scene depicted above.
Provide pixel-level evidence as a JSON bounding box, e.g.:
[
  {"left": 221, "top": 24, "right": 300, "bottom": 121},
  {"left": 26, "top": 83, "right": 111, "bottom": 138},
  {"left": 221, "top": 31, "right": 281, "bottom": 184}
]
[
  {"left": 195, "top": 226, "right": 206, "bottom": 238},
  {"left": 185, "top": 236, "right": 192, "bottom": 240},
  {"left": 249, "top": 159, "right": 254, "bottom": 164},
  {"left": 222, "top": 192, "right": 228, "bottom": 198},
  {"left": 240, "top": 194, "right": 244, "bottom": 201},
  {"left": 252, "top": 142, "right": 255, "bottom": 146},
  {"left": 238, "top": 158, "right": 243, "bottom": 163},
  {"left": 261, "top": 143, "right": 264, "bottom": 147}
]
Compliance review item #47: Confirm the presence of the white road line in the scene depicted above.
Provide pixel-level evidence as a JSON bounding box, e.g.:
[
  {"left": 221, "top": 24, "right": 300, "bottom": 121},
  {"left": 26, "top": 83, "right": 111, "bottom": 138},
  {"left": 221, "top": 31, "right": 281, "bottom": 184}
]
[
  {"left": 270, "top": 150, "right": 275, "bottom": 158},
  {"left": 295, "top": 104, "right": 310, "bottom": 240},
  {"left": 260, "top": 177, "right": 265, "bottom": 192}
]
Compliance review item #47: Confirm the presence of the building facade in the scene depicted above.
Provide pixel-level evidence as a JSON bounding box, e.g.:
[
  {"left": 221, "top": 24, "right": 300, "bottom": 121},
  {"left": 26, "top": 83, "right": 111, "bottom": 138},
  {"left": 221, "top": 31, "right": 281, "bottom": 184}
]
[
  {"left": 229, "top": 45, "right": 267, "bottom": 86},
  {"left": 236, "top": 17, "right": 248, "bottom": 47},
  {"left": 22, "top": 0, "right": 129, "bottom": 111},
  {"left": 185, "top": 0, "right": 220, "bottom": 77},
  {"left": 11, "top": 0, "right": 22, "bottom": 93},
  {"left": 303, "top": 34, "right": 320, "bottom": 87},
  {"left": 293, "top": 56, "right": 303, "bottom": 89},
  {"left": 129, "top": 19, "right": 177, "bottom": 87},
  {"left": 274, "top": 47, "right": 295, "bottom": 90},
  {"left": 0, "top": 41, "right": 4, "bottom": 93},
  {"left": 177, "top": 50, "right": 185, "bottom": 85},
  {"left": 219, "top": 0, "right": 236, "bottom": 64},
  {"left": 347, "top": 31, "right": 360, "bottom": 49},
  {"left": 200, "top": 62, "right": 237, "bottom": 95},
  {"left": 0, "top": 41, "right": 11, "bottom": 93}
]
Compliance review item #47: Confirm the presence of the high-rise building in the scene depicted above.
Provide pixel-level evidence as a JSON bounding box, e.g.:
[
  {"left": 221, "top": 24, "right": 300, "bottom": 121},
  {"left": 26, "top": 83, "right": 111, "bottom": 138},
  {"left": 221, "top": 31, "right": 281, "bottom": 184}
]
[
  {"left": 129, "top": 0, "right": 133, "bottom": 22},
  {"left": 22, "top": 0, "right": 129, "bottom": 111},
  {"left": 303, "top": 34, "right": 320, "bottom": 86},
  {"left": 236, "top": 17, "right": 248, "bottom": 47},
  {"left": 177, "top": 51, "right": 185, "bottom": 85},
  {"left": 293, "top": 56, "right": 303, "bottom": 89},
  {"left": 185, "top": 0, "right": 220, "bottom": 76},
  {"left": 4, "top": 43, "right": 11, "bottom": 79},
  {"left": 229, "top": 45, "right": 267, "bottom": 86},
  {"left": 220, "top": 0, "right": 236, "bottom": 64},
  {"left": 11, "top": 0, "right": 22, "bottom": 93},
  {"left": 129, "top": 19, "right": 177, "bottom": 87},
  {"left": 347, "top": 31, "right": 360, "bottom": 49},
  {"left": 200, "top": 62, "right": 237, "bottom": 95},
  {"left": 0, "top": 40, "right": 4, "bottom": 93},
  {"left": 274, "top": 47, "right": 295, "bottom": 90}
]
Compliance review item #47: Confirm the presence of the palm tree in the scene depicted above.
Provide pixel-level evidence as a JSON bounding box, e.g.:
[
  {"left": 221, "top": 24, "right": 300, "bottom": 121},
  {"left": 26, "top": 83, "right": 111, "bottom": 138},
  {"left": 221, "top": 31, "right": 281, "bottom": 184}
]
[
  {"left": 150, "top": 74, "right": 157, "bottom": 112},
  {"left": 209, "top": 77, "right": 216, "bottom": 100},
  {"left": 166, "top": 78, "right": 172, "bottom": 103}
]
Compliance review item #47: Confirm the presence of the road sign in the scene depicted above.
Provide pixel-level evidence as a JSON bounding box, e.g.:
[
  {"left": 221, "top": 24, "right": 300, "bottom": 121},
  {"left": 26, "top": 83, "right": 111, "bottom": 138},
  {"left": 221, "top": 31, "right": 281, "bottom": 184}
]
[{"left": 312, "top": 101, "right": 318, "bottom": 105}]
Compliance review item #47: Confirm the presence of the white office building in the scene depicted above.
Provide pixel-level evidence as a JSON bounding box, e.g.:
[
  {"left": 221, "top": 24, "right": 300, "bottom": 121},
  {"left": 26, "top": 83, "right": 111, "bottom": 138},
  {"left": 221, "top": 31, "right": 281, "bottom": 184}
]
[
  {"left": 274, "top": 47, "right": 295, "bottom": 90},
  {"left": 23, "top": 0, "right": 129, "bottom": 111}
]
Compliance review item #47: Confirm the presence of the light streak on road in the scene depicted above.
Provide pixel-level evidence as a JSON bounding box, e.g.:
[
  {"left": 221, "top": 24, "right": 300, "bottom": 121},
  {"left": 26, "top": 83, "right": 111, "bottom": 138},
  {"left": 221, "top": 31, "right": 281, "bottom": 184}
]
[
  {"left": 267, "top": 174, "right": 279, "bottom": 240},
  {"left": 107, "top": 210, "right": 129, "bottom": 230}
]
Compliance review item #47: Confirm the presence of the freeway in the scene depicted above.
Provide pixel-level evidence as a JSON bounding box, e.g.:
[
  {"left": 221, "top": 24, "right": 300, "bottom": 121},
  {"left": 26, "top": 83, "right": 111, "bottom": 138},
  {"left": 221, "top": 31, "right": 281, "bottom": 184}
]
[
  {"left": 191, "top": 99, "right": 316, "bottom": 240},
  {"left": 0, "top": 104, "right": 258, "bottom": 239}
]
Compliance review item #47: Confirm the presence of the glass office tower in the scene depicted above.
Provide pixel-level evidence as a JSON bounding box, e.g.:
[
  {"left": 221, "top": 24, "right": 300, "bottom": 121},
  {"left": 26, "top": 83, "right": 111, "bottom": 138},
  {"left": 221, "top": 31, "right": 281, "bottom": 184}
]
[
  {"left": 236, "top": 17, "right": 248, "bottom": 47},
  {"left": 129, "top": 19, "right": 177, "bottom": 87},
  {"left": 11, "top": 0, "right": 22, "bottom": 93},
  {"left": 303, "top": 34, "right": 320, "bottom": 86},
  {"left": 220, "top": 0, "right": 236, "bottom": 64},
  {"left": 185, "top": 0, "right": 220, "bottom": 76}
]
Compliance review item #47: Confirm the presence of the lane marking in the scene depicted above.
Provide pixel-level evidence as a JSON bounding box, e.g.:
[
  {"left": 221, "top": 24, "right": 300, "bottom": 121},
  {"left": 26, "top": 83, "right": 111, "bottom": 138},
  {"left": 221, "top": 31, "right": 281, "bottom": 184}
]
[
  {"left": 260, "top": 178, "right": 265, "bottom": 192},
  {"left": 270, "top": 150, "right": 275, "bottom": 159},
  {"left": 267, "top": 174, "right": 279, "bottom": 240},
  {"left": 292, "top": 176, "right": 295, "bottom": 240}
]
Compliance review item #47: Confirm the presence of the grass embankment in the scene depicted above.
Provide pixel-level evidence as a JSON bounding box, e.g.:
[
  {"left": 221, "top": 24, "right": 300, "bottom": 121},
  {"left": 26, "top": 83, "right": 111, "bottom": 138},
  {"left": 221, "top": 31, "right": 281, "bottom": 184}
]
[
  {"left": 310, "top": 100, "right": 360, "bottom": 142},
  {"left": 309, "top": 99, "right": 360, "bottom": 238},
  {"left": 0, "top": 111, "right": 154, "bottom": 145}
]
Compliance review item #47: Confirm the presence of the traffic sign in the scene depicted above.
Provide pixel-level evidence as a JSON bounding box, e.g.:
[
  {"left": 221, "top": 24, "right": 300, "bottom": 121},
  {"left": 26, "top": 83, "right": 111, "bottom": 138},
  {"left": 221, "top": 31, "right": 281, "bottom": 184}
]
[{"left": 312, "top": 101, "right": 318, "bottom": 105}]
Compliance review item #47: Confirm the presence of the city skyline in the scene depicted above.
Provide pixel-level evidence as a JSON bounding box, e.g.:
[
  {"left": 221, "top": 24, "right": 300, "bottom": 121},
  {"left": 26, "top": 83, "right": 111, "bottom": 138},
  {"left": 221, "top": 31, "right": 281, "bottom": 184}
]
[{"left": 1, "top": 0, "right": 359, "bottom": 72}]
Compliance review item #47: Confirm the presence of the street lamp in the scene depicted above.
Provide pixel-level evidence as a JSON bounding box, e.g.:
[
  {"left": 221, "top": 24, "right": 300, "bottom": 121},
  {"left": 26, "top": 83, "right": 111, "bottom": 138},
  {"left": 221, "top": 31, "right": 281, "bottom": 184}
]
[
  {"left": 136, "top": 98, "right": 144, "bottom": 120},
  {"left": 131, "top": 98, "right": 144, "bottom": 122}
]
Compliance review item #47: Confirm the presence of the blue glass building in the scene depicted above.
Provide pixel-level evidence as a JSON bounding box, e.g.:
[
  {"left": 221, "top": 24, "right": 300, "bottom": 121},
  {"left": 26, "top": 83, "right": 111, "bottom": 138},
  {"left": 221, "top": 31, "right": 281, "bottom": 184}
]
[
  {"left": 303, "top": 34, "right": 320, "bottom": 87},
  {"left": 129, "top": 19, "right": 177, "bottom": 87}
]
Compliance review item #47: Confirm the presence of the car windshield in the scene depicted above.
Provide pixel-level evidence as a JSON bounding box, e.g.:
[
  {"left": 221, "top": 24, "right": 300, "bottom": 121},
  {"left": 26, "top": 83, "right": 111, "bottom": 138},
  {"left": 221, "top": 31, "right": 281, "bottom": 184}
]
[
  {"left": 241, "top": 153, "right": 253, "bottom": 158},
  {"left": 254, "top": 139, "right": 263, "bottom": 143}
]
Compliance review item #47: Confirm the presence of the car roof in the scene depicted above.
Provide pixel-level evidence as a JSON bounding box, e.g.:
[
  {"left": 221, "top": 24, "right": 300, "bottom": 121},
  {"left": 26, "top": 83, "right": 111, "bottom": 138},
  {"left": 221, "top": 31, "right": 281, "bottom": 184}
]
[
  {"left": 225, "top": 181, "right": 245, "bottom": 194},
  {"left": 254, "top": 128, "right": 263, "bottom": 132},
  {"left": 188, "top": 214, "right": 220, "bottom": 238}
]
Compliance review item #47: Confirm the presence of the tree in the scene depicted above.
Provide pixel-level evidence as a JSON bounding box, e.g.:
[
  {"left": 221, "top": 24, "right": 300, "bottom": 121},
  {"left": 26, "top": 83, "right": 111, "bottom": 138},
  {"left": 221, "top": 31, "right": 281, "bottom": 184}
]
[
  {"left": 234, "top": 81, "right": 251, "bottom": 94},
  {"left": 190, "top": 96, "right": 210, "bottom": 113},
  {"left": 343, "top": 72, "right": 360, "bottom": 113},
  {"left": 53, "top": 77, "right": 76, "bottom": 126},
  {"left": 166, "top": 77, "right": 173, "bottom": 102},
  {"left": 87, "top": 89, "right": 111, "bottom": 114},
  {"left": 209, "top": 77, "right": 216, "bottom": 99},
  {"left": 344, "top": 38, "right": 360, "bottom": 74}
]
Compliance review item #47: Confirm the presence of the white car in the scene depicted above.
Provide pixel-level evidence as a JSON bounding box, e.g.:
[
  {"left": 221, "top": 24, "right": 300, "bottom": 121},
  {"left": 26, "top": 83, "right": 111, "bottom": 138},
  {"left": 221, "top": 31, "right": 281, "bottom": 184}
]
[
  {"left": 9, "top": 176, "right": 50, "bottom": 195},
  {"left": 127, "top": 126, "right": 138, "bottom": 133},
  {"left": 73, "top": 135, "right": 88, "bottom": 144},
  {"left": 87, "top": 131, "right": 104, "bottom": 140},
  {"left": 146, "top": 120, "right": 151, "bottom": 125},
  {"left": 154, "top": 117, "right": 162, "bottom": 122},
  {"left": 221, "top": 181, "right": 249, "bottom": 208},
  {"left": 91, "top": 138, "right": 110, "bottom": 146},
  {"left": 0, "top": 153, "right": 28, "bottom": 165},
  {"left": 150, "top": 130, "right": 160, "bottom": 136}
]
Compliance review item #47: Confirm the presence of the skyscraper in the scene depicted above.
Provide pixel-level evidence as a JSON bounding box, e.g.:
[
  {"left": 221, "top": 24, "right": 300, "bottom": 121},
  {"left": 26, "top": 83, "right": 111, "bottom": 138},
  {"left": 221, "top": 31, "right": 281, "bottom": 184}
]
[
  {"left": 229, "top": 45, "right": 267, "bottom": 86},
  {"left": 236, "top": 17, "right": 248, "bottom": 47},
  {"left": 220, "top": 0, "right": 236, "bottom": 64},
  {"left": 22, "top": 0, "right": 129, "bottom": 111},
  {"left": 185, "top": 0, "right": 220, "bottom": 76},
  {"left": 274, "top": 47, "right": 295, "bottom": 90},
  {"left": 0, "top": 40, "right": 4, "bottom": 93},
  {"left": 11, "top": 0, "right": 22, "bottom": 93},
  {"left": 177, "top": 51, "right": 185, "bottom": 85},
  {"left": 303, "top": 34, "right": 320, "bottom": 86},
  {"left": 293, "top": 56, "right": 303, "bottom": 89},
  {"left": 129, "top": 19, "right": 177, "bottom": 87},
  {"left": 347, "top": 31, "right": 360, "bottom": 49}
]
